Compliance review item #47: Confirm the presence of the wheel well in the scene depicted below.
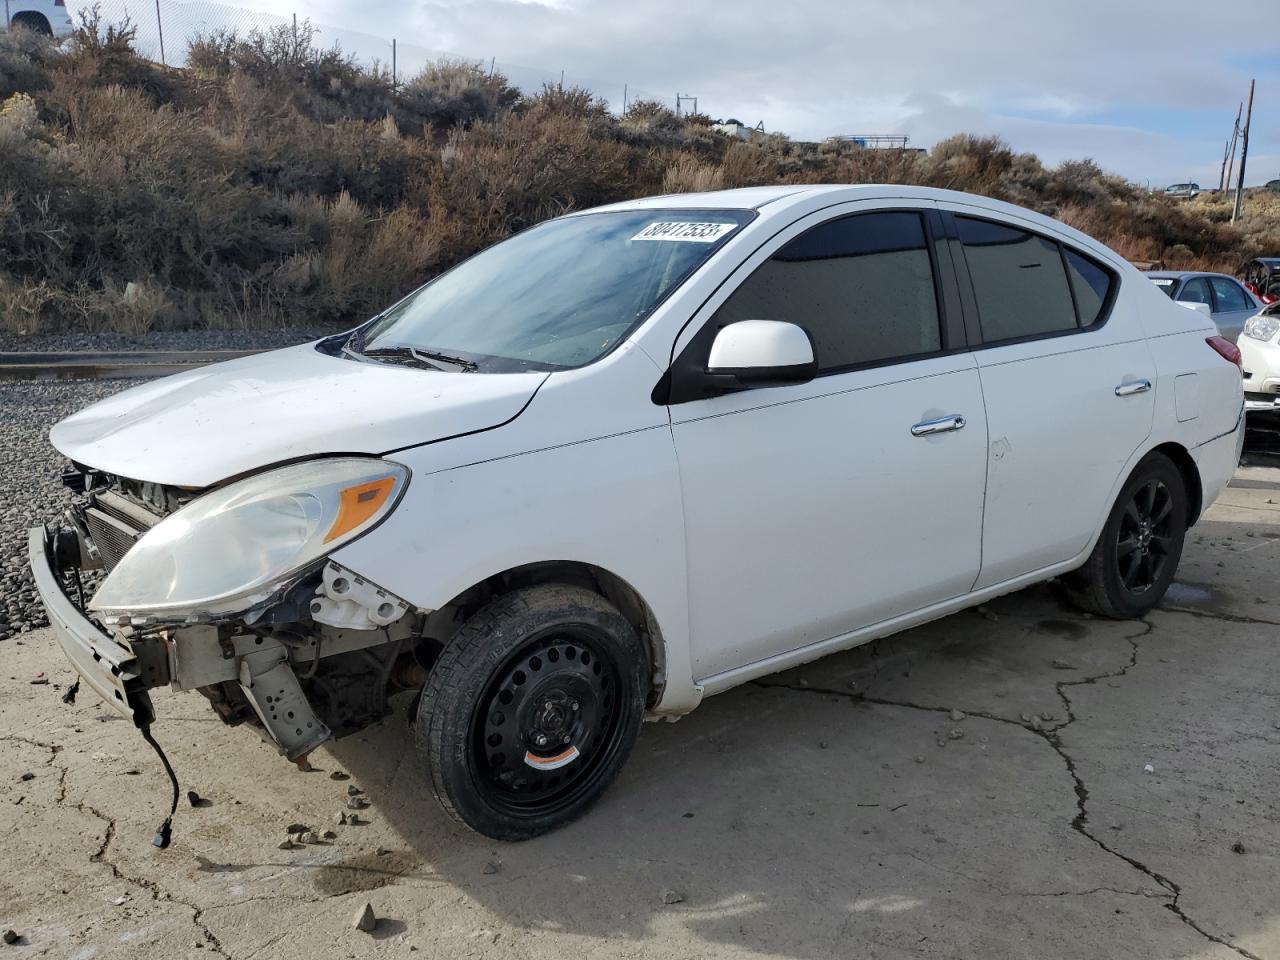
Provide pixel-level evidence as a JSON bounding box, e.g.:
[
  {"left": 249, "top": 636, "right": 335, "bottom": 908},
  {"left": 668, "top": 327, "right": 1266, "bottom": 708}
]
[
  {"left": 11, "top": 11, "right": 52, "bottom": 33},
  {"left": 431, "top": 562, "right": 667, "bottom": 708},
  {"left": 1151, "top": 442, "right": 1203, "bottom": 527}
]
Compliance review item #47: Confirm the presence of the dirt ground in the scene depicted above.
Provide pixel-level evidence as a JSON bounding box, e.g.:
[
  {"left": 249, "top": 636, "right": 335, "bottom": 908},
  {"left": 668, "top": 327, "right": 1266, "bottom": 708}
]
[{"left": 2, "top": 466, "right": 1279, "bottom": 960}]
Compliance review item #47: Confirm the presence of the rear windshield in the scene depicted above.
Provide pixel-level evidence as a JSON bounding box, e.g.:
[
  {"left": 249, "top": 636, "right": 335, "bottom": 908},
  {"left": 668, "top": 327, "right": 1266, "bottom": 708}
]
[{"left": 353, "top": 209, "right": 752, "bottom": 372}]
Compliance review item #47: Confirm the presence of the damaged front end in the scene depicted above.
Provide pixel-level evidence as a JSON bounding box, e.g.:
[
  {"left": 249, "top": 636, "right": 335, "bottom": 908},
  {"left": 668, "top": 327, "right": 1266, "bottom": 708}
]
[{"left": 29, "top": 456, "right": 433, "bottom": 844}]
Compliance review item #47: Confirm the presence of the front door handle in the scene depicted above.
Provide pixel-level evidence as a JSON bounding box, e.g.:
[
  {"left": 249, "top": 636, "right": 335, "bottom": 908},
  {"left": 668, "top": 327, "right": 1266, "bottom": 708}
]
[
  {"left": 911, "top": 414, "right": 966, "bottom": 437},
  {"left": 1115, "top": 379, "right": 1152, "bottom": 397}
]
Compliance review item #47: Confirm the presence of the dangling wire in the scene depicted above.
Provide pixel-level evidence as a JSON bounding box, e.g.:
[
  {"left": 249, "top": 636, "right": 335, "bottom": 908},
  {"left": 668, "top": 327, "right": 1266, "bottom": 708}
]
[{"left": 139, "top": 724, "right": 179, "bottom": 849}]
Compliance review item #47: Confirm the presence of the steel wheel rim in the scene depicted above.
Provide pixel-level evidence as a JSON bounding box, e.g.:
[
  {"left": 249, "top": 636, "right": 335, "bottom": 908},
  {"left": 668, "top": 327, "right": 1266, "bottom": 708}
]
[
  {"left": 468, "top": 628, "right": 627, "bottom": 818},
  {"left": 1116, "top": 478, "right": 1175, "bottom": 595}
]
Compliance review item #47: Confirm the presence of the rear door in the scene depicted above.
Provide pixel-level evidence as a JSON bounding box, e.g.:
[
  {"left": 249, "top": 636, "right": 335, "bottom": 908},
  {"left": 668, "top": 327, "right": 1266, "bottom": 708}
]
[
  {"left": 1207, "top": 276, "right": 1258, "bottom": 342},
  {"left": 940, "top": 208, "right": 1155, "bottom": 590},
  {"left": 664, "top": 203, "right": 989, "bottom": 680}
]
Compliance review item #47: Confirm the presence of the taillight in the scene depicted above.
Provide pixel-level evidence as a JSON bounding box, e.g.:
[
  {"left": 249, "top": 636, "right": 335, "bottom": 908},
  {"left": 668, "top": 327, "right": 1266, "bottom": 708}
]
[{"left": 1206, "top": 335, "right": 1242, "bottom": 372}]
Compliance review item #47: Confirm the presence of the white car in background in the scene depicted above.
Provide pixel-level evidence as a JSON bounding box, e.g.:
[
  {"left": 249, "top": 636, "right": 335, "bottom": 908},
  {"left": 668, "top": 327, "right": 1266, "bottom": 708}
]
[
  {"left": 4, "top": 0, "right": 75, "bottom": 36},
  {"left": 30, "top": 185, "right": 1245, "bottom": 842},
  {"left": 1240, "top": 302, "right": 1280, "bottom": 412}
]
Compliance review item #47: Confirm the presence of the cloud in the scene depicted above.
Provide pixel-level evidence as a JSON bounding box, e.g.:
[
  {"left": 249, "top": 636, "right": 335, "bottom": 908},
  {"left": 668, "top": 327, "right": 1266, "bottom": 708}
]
[{"left": 177, "top": 0, "right": 1280, "bottom": 185}]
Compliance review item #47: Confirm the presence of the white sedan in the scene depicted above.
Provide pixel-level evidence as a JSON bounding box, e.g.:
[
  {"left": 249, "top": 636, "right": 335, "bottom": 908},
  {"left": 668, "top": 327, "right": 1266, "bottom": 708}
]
[
  {"left": 30, "top": 185, "right": 1245, "bottom": 841},
  {"left": 1240, "top": 302, "right": 1280, "bottom": 413}
]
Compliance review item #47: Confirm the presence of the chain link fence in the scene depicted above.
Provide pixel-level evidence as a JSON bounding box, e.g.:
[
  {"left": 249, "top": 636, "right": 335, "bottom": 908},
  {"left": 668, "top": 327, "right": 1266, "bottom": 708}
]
[{"left": 91, "top": 0, "right": 671, "bottom": 115}]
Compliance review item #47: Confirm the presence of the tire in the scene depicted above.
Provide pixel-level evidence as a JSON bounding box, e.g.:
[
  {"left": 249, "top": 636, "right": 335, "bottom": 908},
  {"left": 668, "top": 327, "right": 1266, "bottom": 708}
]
[
  {"left": 11, "top": 12, "right": 52, "bottom": 34},
  {"left": 1064, "top": 451, "right": 1188, "bottom": 619},
  {"left": 415, "top": 584, "right": 646, "bottom": 840}
]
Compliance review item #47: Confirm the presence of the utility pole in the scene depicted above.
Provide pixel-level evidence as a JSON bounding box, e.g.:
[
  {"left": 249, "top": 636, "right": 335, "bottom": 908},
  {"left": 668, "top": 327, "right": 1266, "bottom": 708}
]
[
  {"left": 1219, "top": 139, "right": 1231, "bottom": 193},
  {"left": 391, "top": 38, "right": 396, "bottom": 86},
  {"left": 1225, "top": 102, "right": 1242, "bottom": 198},
  {"left": 622, "top": 83, "right": 627, "bottom": 114},
  {"left": 1233, "top": 79, "right": 1255, "bottom": 224},
  {"left": 154, "top": 0, "right": 166, "bottom": 64}
]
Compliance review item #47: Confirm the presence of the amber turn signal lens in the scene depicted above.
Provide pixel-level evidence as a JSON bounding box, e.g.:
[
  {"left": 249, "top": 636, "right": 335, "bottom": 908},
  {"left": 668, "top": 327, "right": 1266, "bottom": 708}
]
[{"left": 324, "top": 476, "right": 396, "bottom": 543}]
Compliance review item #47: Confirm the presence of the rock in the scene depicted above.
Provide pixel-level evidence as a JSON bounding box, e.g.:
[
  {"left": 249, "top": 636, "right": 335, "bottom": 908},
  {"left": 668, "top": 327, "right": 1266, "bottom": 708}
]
[
  {"left": 977, "top": 606, "right": 998, "bottom": 622},
  {"left": 818, "top": 740, "right": 828, "bottom": 750},
  {"left": 1143, "top": 763, "right": 1155, "bottom": 774},
  {"left": 347, "top": 784, "right": 363, "bottom": 796},
  {"left": 660, "top": 889, "right": 685, "bottom": 905},
  {"left": 1051, "top": 659, "right": 1073, "bottom": 670},
  {"left": 1039, "top": 712, "right": 1054, "bottom": 722},
  {"left": 376, "top": 846, "right": 391, "bottom": 856},
  {"left": 1019, "top": 713, "right": 1032, "bottom": 723},
  {"left": 482, "top": 860, "right": 500, "bottom": 875},
  {"left": 353, "top": 902, "right": 377, "bottom": 933},
  {"left": 1232, "top": 840, "right": 1246, "bottom": 854},
  {"left": 286, "top": 823, "right": 310, "bottom": 834},
  {"left": 335, "top": 812, "right": 348, "bottom": 825},
  {"left": 2, "top": 929, "right": 17, "bottom": 945},
  {"left": 935, "top": 738, "right": 946, "bottom": 748},
  {"left": 329, "top": 771, "right": 350, "bottom": 781},
  {"left": 187, "top": 790, "right": 206, "bottom": 808},
  {"left": 346, "top": 796, "right": 369, "bottom": 810},
  {"left": 323, "top": 830, "right": 337, "bottom": 840},
  {"left": 1109, "top": 822, "right": 1123, "bottom": 831},
  {"left": 1030, "top": 717, "right": 1042, "bottom": 731},
  {"left": 299, "top": 831, "right": 319, "bottom": 844},
  {"left": 30, "top": 674, "right": 48, "bottom": 685},
  {"left": 18, "top": 772, "right": 33, "bottom": 782},
  {"left": 277, "top": 839, "right": 295, "bottom": 850},
  {"left": 947, "top": 728, "right": 964, "bottom": 740},
  {"left": 949, "top": 709, "right": 965, "bottom": 722},
  {"left": 913, "top": 755, "right": 925, "bottom": 764}
]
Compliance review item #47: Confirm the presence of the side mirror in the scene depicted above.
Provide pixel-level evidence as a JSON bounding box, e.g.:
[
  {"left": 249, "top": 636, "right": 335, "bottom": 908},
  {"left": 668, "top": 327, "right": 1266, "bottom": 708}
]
[
  {"left": 705, "top": 320, "right": 817, "bottom": 389},
  {"left": 1178, "top": 301, "right": 1213, "bottom": 317}
]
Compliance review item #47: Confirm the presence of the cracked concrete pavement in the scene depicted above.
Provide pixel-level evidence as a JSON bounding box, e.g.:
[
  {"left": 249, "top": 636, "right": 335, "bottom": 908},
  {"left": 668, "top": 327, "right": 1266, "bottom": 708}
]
[{"left": 1, "top": 466, "right": 1278, "bottom": 959}]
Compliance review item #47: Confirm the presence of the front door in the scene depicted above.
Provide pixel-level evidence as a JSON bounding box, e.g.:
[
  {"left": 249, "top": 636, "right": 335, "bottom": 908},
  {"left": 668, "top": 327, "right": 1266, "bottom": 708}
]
[{"left": 665, "top": 206, "right": 989, "bottom": 681}]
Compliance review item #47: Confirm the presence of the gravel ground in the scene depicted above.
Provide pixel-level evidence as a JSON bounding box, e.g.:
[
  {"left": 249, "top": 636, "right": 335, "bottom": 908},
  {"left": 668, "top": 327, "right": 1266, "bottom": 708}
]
[
  {"left": 0, "top": 379, "right": 132, "bottom": 638},
  {"left": 3, "top": 326, "right": 342, "bottom": 353}
]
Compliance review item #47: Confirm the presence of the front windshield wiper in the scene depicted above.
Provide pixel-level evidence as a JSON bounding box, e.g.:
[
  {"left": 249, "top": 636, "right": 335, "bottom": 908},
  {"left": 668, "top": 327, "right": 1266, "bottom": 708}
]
[{"left": 407, "top": 347, "right": 478, "bottom": 372}]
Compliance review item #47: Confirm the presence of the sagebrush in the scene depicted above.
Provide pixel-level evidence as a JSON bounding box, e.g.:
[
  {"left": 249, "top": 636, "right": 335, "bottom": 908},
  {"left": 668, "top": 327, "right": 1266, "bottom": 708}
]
[{"left": 0, "top": 17, "right": 1276, "bottom": 336}]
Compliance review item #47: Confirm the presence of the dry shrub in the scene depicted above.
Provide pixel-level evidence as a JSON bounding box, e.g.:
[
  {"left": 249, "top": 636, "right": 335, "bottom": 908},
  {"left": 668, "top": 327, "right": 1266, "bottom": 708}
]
[
  {"left": 400, "top": 59, "right": 520, "bottom": 130},
  {"left": 662, "top": 155, "right": 724, "bottom": 193},
  {"left": 2, "top": 11, "right": 1278, "bottom": 336}
]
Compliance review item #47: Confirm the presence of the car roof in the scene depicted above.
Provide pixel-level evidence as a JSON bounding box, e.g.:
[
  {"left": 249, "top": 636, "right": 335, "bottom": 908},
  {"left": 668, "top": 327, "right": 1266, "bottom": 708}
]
[
  {"left": 1252, "top": 257, "right": 1280, "bottom": 267},
  {"left": 1147, "top": 271, "right": 1240, "bottom": 281}
]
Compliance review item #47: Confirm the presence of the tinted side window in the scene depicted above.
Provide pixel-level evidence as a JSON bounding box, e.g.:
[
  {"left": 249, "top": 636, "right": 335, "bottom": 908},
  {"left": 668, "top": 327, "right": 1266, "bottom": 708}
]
[
  {"left": 1180, "top": 278, "right": 1212, "bottom": 304},
  {"left": 1209, "top": 277, "right": 1250, "bottom": 311},
  {"left": 713, "top": 211, "right": 941, "bottom": 371},
  {"left": 1064, "top": 249, "right": 1114, "bottom": 326},
  {"left": 956, "top": 216, "right": 1076, "bottom": 341}
]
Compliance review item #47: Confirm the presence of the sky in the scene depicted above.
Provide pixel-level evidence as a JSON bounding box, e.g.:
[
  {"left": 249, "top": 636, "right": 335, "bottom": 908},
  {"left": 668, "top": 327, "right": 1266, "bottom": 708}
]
[{"left": 116, "top": 0, "right": 1280, "bottom": 188}]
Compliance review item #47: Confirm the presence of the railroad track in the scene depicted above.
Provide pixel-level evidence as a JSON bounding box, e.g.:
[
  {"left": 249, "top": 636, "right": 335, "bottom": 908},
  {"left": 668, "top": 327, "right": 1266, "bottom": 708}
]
[{"left": 0, "top": 350, "right": 259, "bottom": 381}]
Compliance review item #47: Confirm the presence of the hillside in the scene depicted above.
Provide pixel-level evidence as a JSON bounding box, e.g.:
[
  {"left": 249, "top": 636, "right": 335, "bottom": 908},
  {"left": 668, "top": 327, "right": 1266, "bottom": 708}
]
[{"left": 1, "top": 15, "right": 1278, "bottom": 337}]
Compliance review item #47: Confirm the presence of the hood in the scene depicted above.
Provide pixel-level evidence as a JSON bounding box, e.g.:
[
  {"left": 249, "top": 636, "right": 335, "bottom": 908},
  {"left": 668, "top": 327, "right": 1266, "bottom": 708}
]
[{"left": 51, "top": 343, "right": 548, "bottom": 487}]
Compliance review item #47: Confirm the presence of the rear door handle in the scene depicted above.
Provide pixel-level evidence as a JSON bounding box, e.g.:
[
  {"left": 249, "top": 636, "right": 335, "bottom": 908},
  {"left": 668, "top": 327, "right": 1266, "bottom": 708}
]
[
  {"left": 911, "top": 414, "right": 966, "bottom": 437},
  {"left": 1115, "top": 379, "right": 1152, "bottom": 397}
]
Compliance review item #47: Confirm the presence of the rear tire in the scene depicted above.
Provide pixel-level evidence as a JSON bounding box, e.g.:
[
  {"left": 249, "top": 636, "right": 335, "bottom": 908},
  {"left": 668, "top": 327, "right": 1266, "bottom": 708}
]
[
  {"left": 415, "top": 584, "right": 645, "bottom": 840},
  {"left": 1064, "top": 451, "right": 1188, "bottom": 619},
  {"left": 11, "top": 12, "right": 52, "bottom": 34}
]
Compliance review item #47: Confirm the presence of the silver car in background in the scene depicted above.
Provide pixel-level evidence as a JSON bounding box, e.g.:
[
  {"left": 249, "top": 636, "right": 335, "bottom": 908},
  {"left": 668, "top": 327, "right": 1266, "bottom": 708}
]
[{"left": 1147, "top": 271, "right": 1261, "bottom": 343}]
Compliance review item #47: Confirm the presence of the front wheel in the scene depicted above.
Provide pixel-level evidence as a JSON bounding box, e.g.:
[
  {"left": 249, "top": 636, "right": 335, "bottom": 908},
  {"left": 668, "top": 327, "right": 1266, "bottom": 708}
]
[
  {"left": 415, "top": 584, "right": 645, "bottom": 840},
  {"left": 1064, "top": 451, "right": 1188, "bottom": 619}
]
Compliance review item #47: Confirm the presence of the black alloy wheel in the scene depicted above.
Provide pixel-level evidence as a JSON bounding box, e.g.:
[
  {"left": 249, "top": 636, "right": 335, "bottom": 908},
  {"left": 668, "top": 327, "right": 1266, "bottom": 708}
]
[{"left": 1065, "top": 451, "right": 1188, "bottom": 619}]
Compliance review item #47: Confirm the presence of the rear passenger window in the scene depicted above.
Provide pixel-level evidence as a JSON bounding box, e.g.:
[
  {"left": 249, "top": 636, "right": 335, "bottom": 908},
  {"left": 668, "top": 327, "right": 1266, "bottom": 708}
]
[
  {"left": 956, "top": 216, "right": 1076, "bottom": 341},
  {"left": 1209, "top": 277, "right": 1250, "bottom": 311},
  {"left": 713, "top": 211, "right": 941, "bottom": 372},
  {"left": 1064, "top": 249, "right": 1115, "bottom": 326},
  {"left": 1179, "top": 278, "right": 1211, "bottom": 304}
]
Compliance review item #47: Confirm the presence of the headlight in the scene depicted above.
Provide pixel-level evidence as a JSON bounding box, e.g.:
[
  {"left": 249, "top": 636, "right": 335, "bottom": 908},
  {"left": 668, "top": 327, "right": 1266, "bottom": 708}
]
[
  {"left": 1243, "top": 316, "right": 1280, "bottom": 342},
  {"left": 90, "top": 458, "right": 409, "bottom": 623}
]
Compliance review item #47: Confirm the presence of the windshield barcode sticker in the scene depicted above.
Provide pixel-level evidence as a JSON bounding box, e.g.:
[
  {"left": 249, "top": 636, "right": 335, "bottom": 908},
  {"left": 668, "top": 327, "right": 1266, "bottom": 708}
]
[{"left": 632, "top": 221, "right": 737, "bottom": 243}]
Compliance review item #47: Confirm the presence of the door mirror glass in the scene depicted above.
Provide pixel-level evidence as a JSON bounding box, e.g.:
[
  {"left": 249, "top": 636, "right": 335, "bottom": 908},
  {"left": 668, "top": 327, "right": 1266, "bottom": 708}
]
[
  {"left": 707, "top": 320, "right": 817, "bottom": 387},
  {"left": 1178, "top": 300, "right": 1213, "bottom": 317}
]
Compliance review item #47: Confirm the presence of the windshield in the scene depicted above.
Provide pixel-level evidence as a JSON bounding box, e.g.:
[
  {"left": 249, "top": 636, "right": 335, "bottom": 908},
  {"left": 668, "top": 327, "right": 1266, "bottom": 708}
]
[
  {"left": 1150, "top": 278, "right": 1177, "bottom": 298},
  {"left": 353, "top": 209, "right": 753, "bottom": 372}
]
